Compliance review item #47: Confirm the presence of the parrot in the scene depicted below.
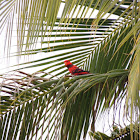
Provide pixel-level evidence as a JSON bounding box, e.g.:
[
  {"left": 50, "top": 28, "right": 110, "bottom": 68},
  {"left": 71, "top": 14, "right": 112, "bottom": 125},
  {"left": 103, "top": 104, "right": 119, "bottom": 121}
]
[{"left": 64, "top": 60, "right": 90, "bottom": 75}]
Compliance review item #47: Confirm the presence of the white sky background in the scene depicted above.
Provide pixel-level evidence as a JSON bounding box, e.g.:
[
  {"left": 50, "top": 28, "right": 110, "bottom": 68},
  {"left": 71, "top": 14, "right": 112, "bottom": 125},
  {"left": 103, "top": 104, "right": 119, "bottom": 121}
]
[{"left": 0, "top": 2, "right": 130, "bottom": 139}]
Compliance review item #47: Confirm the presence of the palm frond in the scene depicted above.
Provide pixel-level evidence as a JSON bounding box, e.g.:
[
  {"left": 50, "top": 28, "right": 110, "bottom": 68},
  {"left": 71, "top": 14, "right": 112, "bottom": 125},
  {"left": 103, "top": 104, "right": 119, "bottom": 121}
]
[
  {"left": 1, "top": 0, "right": 140, "bottom": 139},
  {"left": 0, "top": 69, "right": 128, "bottom": 139}
]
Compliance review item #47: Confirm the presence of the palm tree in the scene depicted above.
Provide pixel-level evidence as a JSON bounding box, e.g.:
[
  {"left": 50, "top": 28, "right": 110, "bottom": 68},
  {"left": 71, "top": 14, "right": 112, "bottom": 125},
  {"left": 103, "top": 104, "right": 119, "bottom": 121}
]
[
  {"left": 90, "top": 124, "right": 140, "bottom": 140},
  {"left": 0, "top": 0, "right": 140, "bottom": 140}
]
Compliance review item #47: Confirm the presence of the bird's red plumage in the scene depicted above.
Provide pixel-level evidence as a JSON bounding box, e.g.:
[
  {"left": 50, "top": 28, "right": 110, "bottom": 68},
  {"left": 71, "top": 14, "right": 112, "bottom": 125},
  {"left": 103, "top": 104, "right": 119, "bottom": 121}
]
[{"left": 64, "top": 60, "right": 90, "bottom": 75}]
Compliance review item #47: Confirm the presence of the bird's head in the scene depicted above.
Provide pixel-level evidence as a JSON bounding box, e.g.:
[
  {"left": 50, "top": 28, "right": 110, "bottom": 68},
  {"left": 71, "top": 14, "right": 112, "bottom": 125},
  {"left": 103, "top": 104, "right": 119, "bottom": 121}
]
[{"left": 64, "top": 60, "right": 73, "bottom": 67}]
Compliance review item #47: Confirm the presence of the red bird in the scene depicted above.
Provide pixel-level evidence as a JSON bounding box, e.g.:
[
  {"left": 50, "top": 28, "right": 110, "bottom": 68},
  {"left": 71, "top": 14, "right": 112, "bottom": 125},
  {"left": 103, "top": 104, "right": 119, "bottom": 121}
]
[{"left": 64, "top": 60, "right": 90, "bottom": 75}]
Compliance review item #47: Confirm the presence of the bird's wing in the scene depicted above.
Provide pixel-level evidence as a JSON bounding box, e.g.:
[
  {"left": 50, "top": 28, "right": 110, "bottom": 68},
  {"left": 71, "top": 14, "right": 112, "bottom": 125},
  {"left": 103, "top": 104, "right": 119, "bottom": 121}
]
[{"left": 70, "top": 65, "right": 89, "bottom": 75}]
